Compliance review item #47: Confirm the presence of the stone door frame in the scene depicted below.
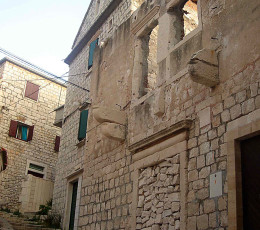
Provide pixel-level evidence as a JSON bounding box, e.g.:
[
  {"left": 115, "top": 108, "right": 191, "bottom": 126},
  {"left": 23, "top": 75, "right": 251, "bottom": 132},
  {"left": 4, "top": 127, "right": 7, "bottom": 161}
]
[
  {"left": 226, "top": 109, "right": 260, "bottom": 230},
  {"left": 63, "top": 169, "right": 83, "bottom": 230}
]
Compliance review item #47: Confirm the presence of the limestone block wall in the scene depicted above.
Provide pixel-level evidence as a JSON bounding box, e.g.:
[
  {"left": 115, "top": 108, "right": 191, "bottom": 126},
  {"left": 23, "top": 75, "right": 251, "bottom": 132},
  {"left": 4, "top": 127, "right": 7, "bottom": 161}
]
[
  {"left": 74, "top": 0, "right": 145, "bottom": 48},
  {"left": 53, "top": 0, "right": 259, "bottom": 229},
  {"left": 52, "top": 0, "right": 142, "bottom": 220},
  {"left": 75, "top": 20, "right": 134, "bottom": 229},
  {"left": 0, "top": 60, "right": 66, "bottom": 211},
  {"left": 19, "top": 174, "right": 54, "bottom": 213},
  {"left": 128, "top": 0, "right": 260, "bottom": 229}
]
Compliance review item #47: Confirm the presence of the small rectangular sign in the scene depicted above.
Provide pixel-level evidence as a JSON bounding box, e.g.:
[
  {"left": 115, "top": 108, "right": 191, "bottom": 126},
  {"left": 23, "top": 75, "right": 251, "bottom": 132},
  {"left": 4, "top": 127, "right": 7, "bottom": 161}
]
[{"left": 210, "top": 171, "right": 223, "bottom": 198}]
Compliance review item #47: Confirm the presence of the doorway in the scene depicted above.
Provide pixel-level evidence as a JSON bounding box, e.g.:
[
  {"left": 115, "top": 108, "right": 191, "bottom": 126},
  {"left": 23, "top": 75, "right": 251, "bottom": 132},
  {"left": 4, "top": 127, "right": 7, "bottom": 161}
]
[
  {"left": 69, "top": 181, "right": 78, "bottom": 230},
  {"left": 240, "top": 135, "right": 260, "bottom": 230}
]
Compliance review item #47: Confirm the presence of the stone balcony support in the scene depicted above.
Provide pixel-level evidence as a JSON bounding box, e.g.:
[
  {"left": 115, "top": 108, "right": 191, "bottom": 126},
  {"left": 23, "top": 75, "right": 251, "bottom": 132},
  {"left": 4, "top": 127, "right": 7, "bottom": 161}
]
[
  {"left": 188, "top": 48, "right": 219, "bottom": 87},
  {"left": 93, "top": 106, "right": 126, "bottom": 141}
]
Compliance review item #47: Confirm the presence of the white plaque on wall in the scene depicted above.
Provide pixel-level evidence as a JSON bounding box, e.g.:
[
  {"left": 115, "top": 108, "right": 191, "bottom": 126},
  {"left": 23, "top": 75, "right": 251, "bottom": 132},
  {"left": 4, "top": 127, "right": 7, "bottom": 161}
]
[{"left": 210, "top": 171, "right": 223, "bottom": 198}]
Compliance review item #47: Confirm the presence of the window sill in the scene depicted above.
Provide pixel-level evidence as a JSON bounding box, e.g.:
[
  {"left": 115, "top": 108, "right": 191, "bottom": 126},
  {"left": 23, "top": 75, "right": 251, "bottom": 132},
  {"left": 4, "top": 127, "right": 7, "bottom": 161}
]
[
  {"left": 10, "top": 137, "right": 30, "bottom": 143},
  {"left": 76, "top": 138, "right": 86, "bottom": 148}
]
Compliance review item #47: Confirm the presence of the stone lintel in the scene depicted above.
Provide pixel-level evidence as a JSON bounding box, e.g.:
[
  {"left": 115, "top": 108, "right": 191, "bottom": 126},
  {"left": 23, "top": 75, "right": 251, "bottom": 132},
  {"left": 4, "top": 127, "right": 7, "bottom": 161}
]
[
  {"left": 131, "top": 6, "right": 160, "bottom": 36},
  {"left": 129, "top": 120, "right": 192, "bottom": 153}
]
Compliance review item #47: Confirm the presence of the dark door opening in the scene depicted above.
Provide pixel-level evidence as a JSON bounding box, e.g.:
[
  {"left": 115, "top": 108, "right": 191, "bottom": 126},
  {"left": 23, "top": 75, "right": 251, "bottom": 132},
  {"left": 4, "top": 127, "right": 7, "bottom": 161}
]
[
  {"left": 69, "top": 181, "right": 78, "bottom": 230},
  {"left": 241, "top": 135, "right": 260, "bottom": 230}
]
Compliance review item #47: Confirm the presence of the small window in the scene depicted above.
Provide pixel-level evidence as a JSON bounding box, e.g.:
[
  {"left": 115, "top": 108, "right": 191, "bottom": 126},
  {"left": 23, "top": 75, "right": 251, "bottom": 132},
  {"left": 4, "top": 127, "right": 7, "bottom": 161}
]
[
  {"left": 0, "top": 148, "right": 7, "bottom": 172},
  {"left": 9, "top": 120, "right": 34, "bottom": 141},
  {"left": 25, "top": 81, "right": 40, "bottom": 101},
  {"left": 78, "top": 110, "right": 89, "bottom": 141},
  {"left": 88, "top": 39, "right": 99, "bottom": 70},
  {"left": 16, "top": 124, "right": 29, "bottom": 141},
  {"left": 27, "top": 163, "right": 45, "bottom": 178},
  {"left": 54, "top": 136, "right": 61, "bottom": 152}
]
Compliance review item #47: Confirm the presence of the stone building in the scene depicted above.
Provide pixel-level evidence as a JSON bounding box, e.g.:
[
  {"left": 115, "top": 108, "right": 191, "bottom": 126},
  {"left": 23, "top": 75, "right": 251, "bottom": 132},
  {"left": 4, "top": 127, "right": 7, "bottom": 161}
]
[
  {"left": 0, "top": 57, "right": 66, "bottom": 213},
  {"left": 53, "top": 0, "right": 260, "bottom": 229}
]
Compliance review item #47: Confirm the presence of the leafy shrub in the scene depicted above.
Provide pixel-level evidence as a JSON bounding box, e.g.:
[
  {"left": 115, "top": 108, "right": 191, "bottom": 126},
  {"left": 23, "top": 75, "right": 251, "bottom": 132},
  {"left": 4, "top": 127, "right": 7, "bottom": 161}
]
[
  {"left": 37, "top": 199, "right": 52, "bottom": 215},
  {"left": 43, "top": 213, "right": 61, "bottom": 228},
  {"left": 13, "top": 210, "right": 22, "bottom": 216},
  {"left": 0, "top": 207, "right": 11, "bottom": 213}
]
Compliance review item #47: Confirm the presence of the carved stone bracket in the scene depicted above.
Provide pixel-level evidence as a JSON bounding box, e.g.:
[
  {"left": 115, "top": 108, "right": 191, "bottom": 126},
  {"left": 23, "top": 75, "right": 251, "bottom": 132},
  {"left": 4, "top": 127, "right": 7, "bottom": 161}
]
[
  {"left": 188, "top": 48, "right": 219, "bottom": 87},
  {"left": 101, "top": 122, "right": 126, "bottom": 142},
  {"left": 93, "top": 106, "right": 126, "bottom": 125},
  {"left": 93, "top": 106, "right": 126, "bottom": 141}
]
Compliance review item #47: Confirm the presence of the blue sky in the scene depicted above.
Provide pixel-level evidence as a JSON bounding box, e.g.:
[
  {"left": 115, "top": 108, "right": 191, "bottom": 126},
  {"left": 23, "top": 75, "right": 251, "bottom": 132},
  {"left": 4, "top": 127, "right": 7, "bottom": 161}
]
[{"left": 0, "top": 0, "right": 91, "bottom": 76}]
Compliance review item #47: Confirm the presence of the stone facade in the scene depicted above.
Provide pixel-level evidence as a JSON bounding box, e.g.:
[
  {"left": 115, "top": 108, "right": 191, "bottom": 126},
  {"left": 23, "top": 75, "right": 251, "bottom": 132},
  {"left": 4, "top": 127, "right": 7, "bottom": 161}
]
[
  {"left": 0, "top": 58, "right": 66, "bottom": 211},
  {"left": 53, "top": 0, "right": 260, "bottom": 229}
]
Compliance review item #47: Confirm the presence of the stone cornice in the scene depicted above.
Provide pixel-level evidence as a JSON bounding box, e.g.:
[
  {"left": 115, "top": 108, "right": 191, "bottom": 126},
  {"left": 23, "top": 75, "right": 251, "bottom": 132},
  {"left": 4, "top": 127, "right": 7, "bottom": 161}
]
[{"left": 128, "top": 120, "right": 192, "bottom": 153}]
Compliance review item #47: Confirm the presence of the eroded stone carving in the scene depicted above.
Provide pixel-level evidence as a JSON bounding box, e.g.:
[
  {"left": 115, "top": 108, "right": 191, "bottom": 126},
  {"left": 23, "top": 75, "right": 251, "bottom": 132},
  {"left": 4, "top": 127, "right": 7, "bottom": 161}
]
[
  {"left": 100, "top": 122, "right": 126, "bottom": 142},
  {"left": 154, "top": 87, "right": 165, "bottom": 116},
  {"left": 188, "top": 48, "right": 219, "bottom": 87},
  {"left": 92, "top": 106, "right": 126, "bottom": 125}
]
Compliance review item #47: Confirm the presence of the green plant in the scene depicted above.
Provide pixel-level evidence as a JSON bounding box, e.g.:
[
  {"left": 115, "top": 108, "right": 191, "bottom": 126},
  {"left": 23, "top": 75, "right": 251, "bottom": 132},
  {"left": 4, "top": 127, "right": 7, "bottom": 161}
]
[
  {"left": 37, "top": 199, "right": 52, "bottom": 215},
  {"left": 0, "top": 207, "right": 11, "bottom": 213},
  {"left": 13, "top": 210, "right": 21, "bottom": 217},
  {"left": 43, "top": 213, "right": 61, "bottom": 228}
]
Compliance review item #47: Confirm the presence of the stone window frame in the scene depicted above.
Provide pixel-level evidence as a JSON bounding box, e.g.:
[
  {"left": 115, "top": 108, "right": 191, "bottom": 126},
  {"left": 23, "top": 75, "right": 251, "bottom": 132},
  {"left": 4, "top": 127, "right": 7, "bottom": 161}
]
[
  {"left": 166, "top": 0, "right": 202, "bottom": 54},
  {"left": 25, "top": 160, "right": 47, "bottom": 179},
  {"left": 63, "top": 169, "right": 83, "bottom": 230},
  {"left": 129, "top": 120, "right": 192, "bottom": 230},
  {"left": 132, "top": 6, "right": 160, "bottom": 99},
  {"left": 226, "top": 109, "right": 260, "bottom": 230}
]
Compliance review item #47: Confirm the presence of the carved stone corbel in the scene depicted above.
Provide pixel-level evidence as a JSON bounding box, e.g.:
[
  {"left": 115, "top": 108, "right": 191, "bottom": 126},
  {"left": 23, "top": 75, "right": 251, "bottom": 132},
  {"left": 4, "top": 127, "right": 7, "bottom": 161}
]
[
  {"left": 92, "top": 106, "right": 126, "bottom": 141},
  {"left": 100, "top": 122, "right": 125, "bottom": 142},
  {"left": 92, "top": 106, "right": 126, "bottom": 125},
  {"left": 188, "top": 48, "right": 219, "bottom": 87}
]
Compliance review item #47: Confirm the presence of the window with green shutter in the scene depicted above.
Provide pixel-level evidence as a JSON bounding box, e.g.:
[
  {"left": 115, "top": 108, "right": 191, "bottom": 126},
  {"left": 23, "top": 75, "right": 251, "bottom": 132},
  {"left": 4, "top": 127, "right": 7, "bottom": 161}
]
[
  {"left": 78, "top": 110, "right": 89, "bottom": 141},
  {"left": 88, "top": 39, "right": 99, "bottom": 69}
]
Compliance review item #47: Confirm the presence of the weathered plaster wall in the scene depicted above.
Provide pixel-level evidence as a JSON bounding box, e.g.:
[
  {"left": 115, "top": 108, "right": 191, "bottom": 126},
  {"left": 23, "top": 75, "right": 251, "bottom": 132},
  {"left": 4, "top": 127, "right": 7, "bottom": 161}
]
[{"left": 0, "top": 60, "right": 66, "bottom": 211}]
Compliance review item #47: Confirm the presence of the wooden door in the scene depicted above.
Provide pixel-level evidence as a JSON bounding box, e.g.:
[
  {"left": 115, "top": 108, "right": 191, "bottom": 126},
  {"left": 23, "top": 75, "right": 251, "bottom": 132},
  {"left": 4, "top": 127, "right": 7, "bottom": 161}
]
[
  {"left": 241, "top": 135, "right": 260, "bottom": 230},
  {"left": 69, "top": 181, "right": 78, "bottom": 230}
]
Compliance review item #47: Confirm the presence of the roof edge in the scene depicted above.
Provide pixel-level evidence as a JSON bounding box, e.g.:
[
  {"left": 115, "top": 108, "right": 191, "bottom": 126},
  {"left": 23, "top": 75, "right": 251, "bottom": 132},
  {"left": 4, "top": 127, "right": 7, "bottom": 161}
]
[
  {"left": 65, "top": 0, "right": 123, "bottom": 65},
  {"left": 0, "top": 57, "right": 67, "bottom": 88},
  {"left": 72, "top": 0, "right": 95, "bottom": 49}
]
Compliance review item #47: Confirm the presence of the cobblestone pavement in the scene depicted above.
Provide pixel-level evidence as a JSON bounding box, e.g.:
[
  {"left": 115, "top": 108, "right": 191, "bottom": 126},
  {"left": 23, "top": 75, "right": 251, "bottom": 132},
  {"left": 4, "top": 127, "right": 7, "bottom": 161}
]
[{"left": 0, "top": 216, "right": 13, "bottom": 230}]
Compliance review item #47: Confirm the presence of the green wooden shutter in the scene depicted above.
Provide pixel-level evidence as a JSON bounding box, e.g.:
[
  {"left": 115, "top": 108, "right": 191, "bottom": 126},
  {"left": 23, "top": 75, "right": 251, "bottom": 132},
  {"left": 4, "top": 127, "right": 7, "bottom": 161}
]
[
  {"left": 78, "top": 110, "right": 89, "bottom": 141},
  {"left": 88, "top": 39, "right": 99, "bottom": 69}
]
